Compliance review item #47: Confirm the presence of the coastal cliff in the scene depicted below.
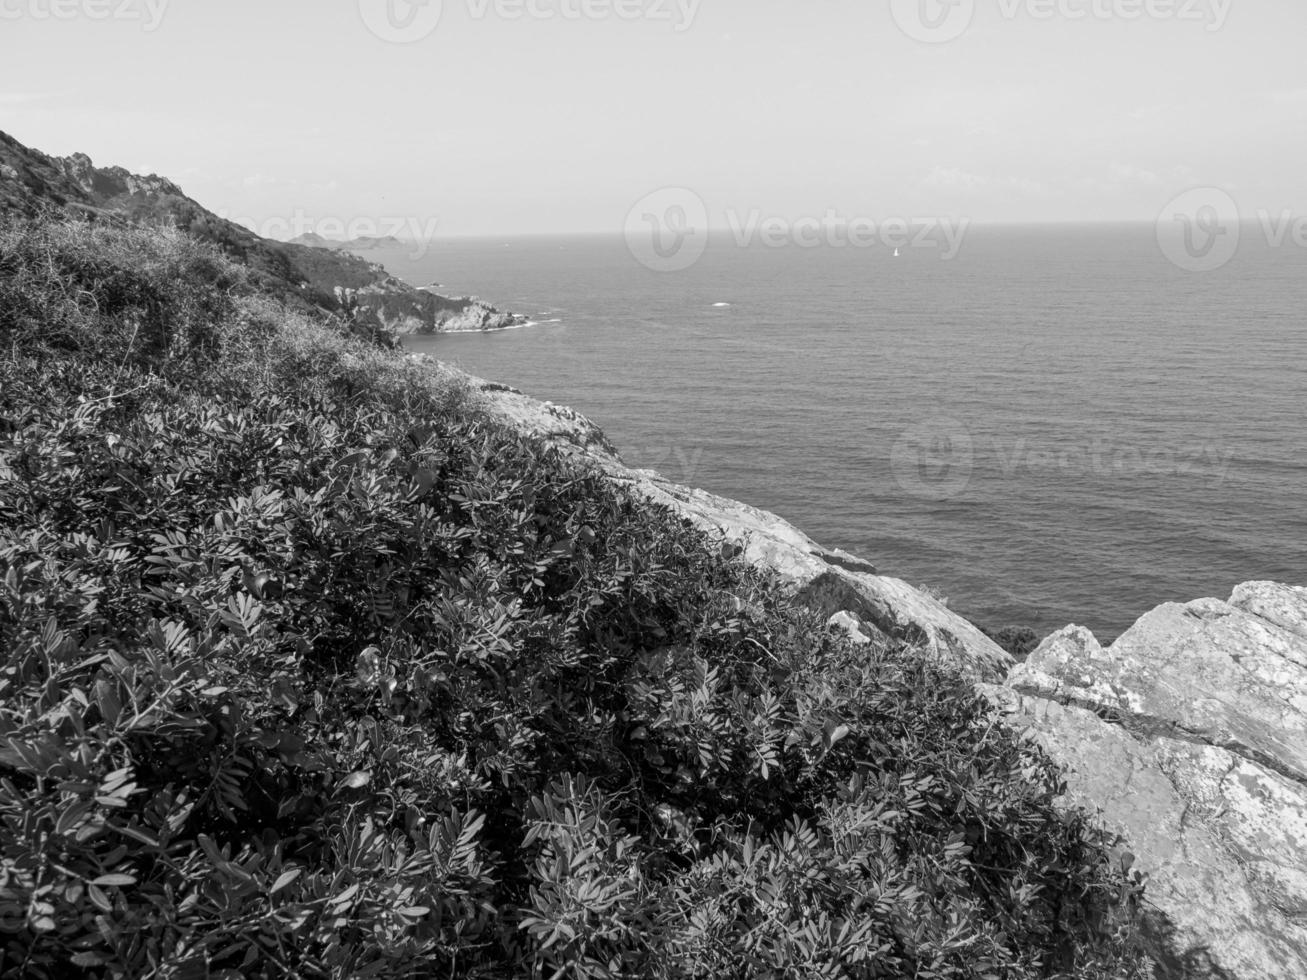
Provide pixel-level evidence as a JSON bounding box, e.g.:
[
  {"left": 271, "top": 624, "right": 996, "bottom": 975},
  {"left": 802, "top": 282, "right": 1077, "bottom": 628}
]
[
  {"left": 0, "top": 213, "right": 1152, "bottom": 976},
  {"left": 336, "top": 280, "right": 528, "bottom": 334},
  {"left": 455, "top": 365, "right": 1307, "bottom": 979},
  {"left": 0, "top": 130, "right": 527, "bottom": 337},
  {"left": 4, "top": 128, "right": 1302, "bottom": 975}
]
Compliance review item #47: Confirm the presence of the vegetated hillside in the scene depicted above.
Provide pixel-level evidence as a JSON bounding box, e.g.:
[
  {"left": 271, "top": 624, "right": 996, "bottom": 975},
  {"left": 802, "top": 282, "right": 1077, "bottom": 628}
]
[
  {"left": 0, "top": 131, "right": 95, "bottom": 216},
  {"left": 0, "top": 214, "right": 1149, "bottom": 979},
  {"left": 0, "top": 131, "right": 379, "bottom": 309},
  {"left": 0, "top": 130, "right": 520, "bottom": 335}
]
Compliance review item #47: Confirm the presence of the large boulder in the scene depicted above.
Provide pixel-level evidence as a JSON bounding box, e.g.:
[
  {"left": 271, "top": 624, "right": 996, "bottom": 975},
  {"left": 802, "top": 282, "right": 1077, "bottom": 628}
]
[
  {"left": 988, "top": 581, "right": 1307, "bottom": 978},
  {"left": 470, "top": 375, "right": 1013, "bottom": 682}
]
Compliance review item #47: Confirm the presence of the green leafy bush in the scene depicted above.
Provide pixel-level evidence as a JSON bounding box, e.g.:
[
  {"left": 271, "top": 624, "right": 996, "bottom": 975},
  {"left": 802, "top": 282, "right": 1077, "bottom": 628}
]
[{"left": 0, "top": 216, "right": 1147, "bottom": 978}]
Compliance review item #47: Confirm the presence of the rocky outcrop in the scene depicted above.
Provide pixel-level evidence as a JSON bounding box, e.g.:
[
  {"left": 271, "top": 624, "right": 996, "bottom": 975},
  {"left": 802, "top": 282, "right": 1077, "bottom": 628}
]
[
  {"left": 985, "top": 582, "right": 1307, "bottom": 979},
  {"left": 426, "top": 299, "right": 526, "bottom": 333},
  {"left": 55, "top": 152, "right": 182, "bottom": 200},
  {"left": 338, "top": 283, "right": 528, "bottom": 335},
  {"left": 0, "top": 130, "right": 97, "bottom": 216},
  {"left": 469, "top": 374, "right": 1013, "bottom": 682}
]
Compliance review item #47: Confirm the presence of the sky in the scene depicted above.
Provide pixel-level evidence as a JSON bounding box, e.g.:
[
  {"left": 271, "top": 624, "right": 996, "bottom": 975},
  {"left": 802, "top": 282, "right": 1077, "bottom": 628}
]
[{"left": 2, "top": 0, "right": 1305, "bottom": 237}]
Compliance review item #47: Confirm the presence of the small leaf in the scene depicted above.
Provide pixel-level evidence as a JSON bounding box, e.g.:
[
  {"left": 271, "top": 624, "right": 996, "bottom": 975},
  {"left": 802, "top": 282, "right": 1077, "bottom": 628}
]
[
  {"left": 341, "top": 770, "right": 371, "bottom": 790},
  {"left": 329, "top": 883, "right": 360, "bottom": 908},
  {"left": 56, "top": 799, "right": 95, "bottom": 836},
  {"left": 270, "top": 869, "right": 302, "bottom": 895},
  {"left": 87, "top": 884, "right": 112, "bottom": 912},
  {"left": 91, "top": 873, "right": 137, "bottom": 887},
  {"left": 824, "top": 722, "right": 851, "bottom": 750}
]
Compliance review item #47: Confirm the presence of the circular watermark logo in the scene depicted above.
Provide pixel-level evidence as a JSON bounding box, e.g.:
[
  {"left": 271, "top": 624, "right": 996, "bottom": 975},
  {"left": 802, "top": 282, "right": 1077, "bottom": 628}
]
[
  {"left": 1157, "top": 187, "right": 1241, "bottom": 273},
  {"left": 624, "top": 187, "right": 709, "bottom": 272},
  {"left": 890, "top": 0, "right": 976, "bottom": 43},
  {"left": 890, "top": 417, "right": 974, "bottom": 500},
  {"left": 358, "top": 0, "right": 443, "bottom": 43}
]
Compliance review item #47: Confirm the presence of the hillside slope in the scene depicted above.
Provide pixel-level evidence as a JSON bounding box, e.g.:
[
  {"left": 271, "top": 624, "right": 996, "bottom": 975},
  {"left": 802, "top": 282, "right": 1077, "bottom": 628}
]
[
  {"left": 0, "top": 206, "right": 1146, "bottom": 977},
  {"left": 0, "top": 130, "right": 523, "bottom": 335},
  {"left": 4, "top": 130, "right": 1300, "bottom": 977}
]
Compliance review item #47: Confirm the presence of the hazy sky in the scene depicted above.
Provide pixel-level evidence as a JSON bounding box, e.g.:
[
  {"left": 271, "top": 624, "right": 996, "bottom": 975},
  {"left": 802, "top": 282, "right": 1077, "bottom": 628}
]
[{"left": 2, "top": 0, "right": 1305, "bottom": 236}]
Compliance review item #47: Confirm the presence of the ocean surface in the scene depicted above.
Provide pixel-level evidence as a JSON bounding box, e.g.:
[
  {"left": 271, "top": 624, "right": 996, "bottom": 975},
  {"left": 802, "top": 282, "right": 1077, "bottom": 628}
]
[{"left": 374, "top": 225, "right": 1305, "bottom": 640}]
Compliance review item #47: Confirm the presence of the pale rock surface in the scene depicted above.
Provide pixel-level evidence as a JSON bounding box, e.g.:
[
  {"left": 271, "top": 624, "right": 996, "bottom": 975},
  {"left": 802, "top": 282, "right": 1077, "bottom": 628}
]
[
  {"left": 992, "top": 581, "right": 1307, "bottom": 978},
  {"left": 827, "top": 611, "right": 874, "bottom": 646}
]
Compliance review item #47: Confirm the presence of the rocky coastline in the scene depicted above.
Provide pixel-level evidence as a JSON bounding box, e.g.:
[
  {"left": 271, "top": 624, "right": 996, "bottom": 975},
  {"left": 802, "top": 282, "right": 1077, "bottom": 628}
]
[
  {"left": 335, "top": 279, "right": 529, "bottom": 335},
  {"left": 5, "top": 123, "right": 1302, "bottom": 975},
  {"left": 447, "top": 362, "right": 1307, "bottom": 980}
]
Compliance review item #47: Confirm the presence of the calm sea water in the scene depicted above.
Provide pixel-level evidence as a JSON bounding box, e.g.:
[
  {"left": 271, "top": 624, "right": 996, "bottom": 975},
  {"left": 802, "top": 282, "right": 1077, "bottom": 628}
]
[{"left": 376, "top": 225, "right": 1305, "bottom": 640}]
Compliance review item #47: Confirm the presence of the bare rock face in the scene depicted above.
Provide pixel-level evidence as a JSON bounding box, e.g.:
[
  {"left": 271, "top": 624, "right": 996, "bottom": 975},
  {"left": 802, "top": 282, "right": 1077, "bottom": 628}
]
[
  {"left": 473, "top": 382, "right": 621, "bottom": 459},
  {"left": 55, "top": 152, "right": 183, "bottom": 200},
  {"left": 990, "top": 581, "right": 1307, "bottom": 979},
  {"left": 471, "top": 374, "right": 1012, "bottom": 682},
  {"left": 339, "top": 282, "right": 527, "bottom": 335}
]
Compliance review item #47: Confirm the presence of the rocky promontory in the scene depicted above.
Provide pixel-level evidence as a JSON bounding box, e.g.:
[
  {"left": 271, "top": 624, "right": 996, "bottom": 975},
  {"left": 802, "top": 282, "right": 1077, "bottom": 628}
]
[{"left": 336, "top": 280, "right": 528, "bottom": 334}]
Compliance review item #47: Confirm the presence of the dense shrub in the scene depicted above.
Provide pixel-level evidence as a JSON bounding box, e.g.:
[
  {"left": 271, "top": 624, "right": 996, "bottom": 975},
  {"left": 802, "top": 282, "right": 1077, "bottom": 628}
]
[{"left": 0, "top": 217, "right": 1148, "bottom": 978}]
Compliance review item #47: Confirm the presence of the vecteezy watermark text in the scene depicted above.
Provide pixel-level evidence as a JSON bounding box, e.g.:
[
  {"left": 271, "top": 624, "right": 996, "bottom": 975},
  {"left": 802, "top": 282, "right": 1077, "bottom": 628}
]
[
  {"left": 357, "top": 0, "right": 699, "bottom": 43},
  {"left": 626, "top": 445, "right": 705, "bottom": 484},
  {"left": 891, "top": 418, "right": 1232, "bottom": 500},
  {"left": 726, "top": 210, "right": 969, "bottom": 259},
  {"left": 465, "top": 0, "right": 699, "bottom": 29},
  {"left": 219, "top": 210, "right": 441, "bottom": 260},
  {"left": 624, "top": 187, "right": 970, "bottom": 272},
  {"left": 1156, "top": 187, "right": 1307, "bottom": 272},
  {"left": 0, "top": 0, "right": 168, "bottom": 29},
  {"left": 891, "top": 0, "right": 1230, "bottom": 44}
]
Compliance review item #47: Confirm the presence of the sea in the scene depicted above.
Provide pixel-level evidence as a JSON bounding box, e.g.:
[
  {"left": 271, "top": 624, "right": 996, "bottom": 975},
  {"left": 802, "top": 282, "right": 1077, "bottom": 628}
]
[{"left": 371, "top": 224, "right": 1305, "bottom": 641}]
